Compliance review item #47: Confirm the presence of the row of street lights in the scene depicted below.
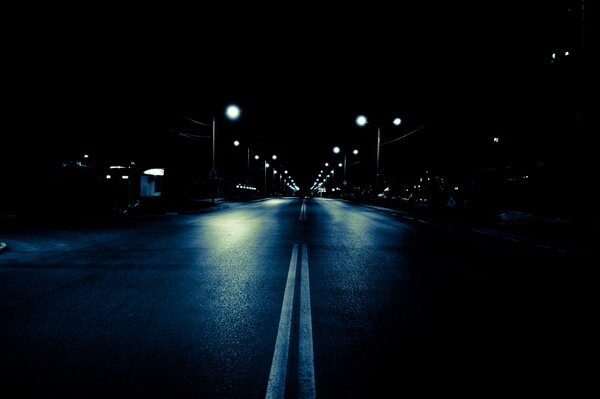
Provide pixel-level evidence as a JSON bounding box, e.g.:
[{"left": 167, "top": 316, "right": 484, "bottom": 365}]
[
  {"left": 186, "top": 104, "right": 300, "bottom": 198},
  {"left": 231, "top": 143, "right": 299, "bottom": 195},
  {"left": 312, "top": 114, "right": 403, "bottom": 195},
  {"left": 188, "top": 104, "right": 409, "bottom": 198},
  {"left": 356, "top": 115, "right": 402, "bottom": 195}
]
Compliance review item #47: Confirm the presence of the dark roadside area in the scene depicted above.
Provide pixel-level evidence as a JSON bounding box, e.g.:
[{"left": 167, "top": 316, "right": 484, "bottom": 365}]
[
  {"left": 343, "top": 196, "right": 597, "bottom": 257},
  {"left": 0, "top": 194, "right": 266, "bottom": 237}
]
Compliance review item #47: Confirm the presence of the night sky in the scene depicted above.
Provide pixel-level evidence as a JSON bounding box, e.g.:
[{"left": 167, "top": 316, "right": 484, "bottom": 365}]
[{"left": 4, "top": 1, "right": 591, "bottom": 191}]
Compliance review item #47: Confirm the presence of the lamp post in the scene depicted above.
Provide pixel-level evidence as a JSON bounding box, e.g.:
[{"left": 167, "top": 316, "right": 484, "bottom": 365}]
[
  {"left": 254, "top": 154, "right": 276, "bottom": 195},
  {"left": 333, "top": 146, "right": 359, "bottom": 190},
  {"left": 233, "top": 140, "right": 251, "bottom": 185},
  {"left": 185, "top": 104, "right": 241, "bottom": 203},
  {"left": 356, "top": 115, "right": 401, "bottom": 196},
  {"left": 271, "top": 155, "right": 278, "bottom": 195}
]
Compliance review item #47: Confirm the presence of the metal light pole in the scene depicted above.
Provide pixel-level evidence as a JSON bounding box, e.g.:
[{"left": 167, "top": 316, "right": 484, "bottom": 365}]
[
  {"left": 264, "top": 160, "right": 268, "bottom": 195},
  {"left": 183, "top": 104, "right": 240, "bottom": 204},
  {"left": 247, "top": 146, "right": 250, "bottom": 185},
  {"left": 333, "top": 146, "right": 358, "bottom": 192},
  {"left": 234, "top": 141, "right": 252, "bottom": 187},
  {"left": 356, "top": 115, "right": 401, "bottom": 197}
]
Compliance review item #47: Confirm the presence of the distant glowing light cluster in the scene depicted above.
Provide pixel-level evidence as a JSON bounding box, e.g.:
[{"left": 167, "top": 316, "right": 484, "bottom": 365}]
[{"left": 236, "top": 184, "right": 257, "bottom": 191}]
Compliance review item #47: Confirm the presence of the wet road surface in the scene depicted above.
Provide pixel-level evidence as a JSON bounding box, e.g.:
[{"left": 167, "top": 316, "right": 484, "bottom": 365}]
[{"left": 1, "top": 198, "right": 591, "bottom": 397}]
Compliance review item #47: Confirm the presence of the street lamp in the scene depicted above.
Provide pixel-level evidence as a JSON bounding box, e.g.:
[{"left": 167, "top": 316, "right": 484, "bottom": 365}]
[
  {"left": 225, "top": 104, "right": 241, "bottom": 121},
  {"left": 185, "top": 103, "right": 241, "bottom": 203},
  {"left": 233, "top": 140, "right": 251, "bottom": 185},
  {"left": 254, "top": 155, "right": 276, "bottom": 195},
  {"left": 356, "top": 114, "right": 401, "bottom": 196},
  {"left": 332, "top": 145, "right": 359, "bottom": 190}
]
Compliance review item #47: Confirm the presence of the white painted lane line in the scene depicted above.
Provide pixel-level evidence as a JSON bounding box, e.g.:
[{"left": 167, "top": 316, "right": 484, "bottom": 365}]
[
  {"left": 266, "top": 245, "right": 299, "bottom": 399},
  {"left": 299, "top": 199, "right": 307, "bottom": 221},
  {"left": 299, "top": 244, "right": 316, "bottom": 399}
]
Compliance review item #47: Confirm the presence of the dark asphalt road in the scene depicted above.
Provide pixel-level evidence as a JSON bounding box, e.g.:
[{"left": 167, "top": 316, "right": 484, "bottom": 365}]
[{"left": 0, "top": 198, "right": 592, "bottom": 398}]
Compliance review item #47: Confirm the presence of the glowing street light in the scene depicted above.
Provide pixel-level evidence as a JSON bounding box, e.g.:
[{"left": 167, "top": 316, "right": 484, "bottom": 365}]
[
  {"left": 184, "top": 103, "right": 242, "bottom": 203},
  {"left": 356, "top": 114, "right": 402, "bottom": 196},
  {"left": 255, "top": 155, "right": 277, "bottom": 195},
  {"left": 332, "top": 145, "right": 359, "bottom": 189},
  {"left": 356, "top": 115, "right": 368, "bottom": 127},
  {"left": 225, "top": 104, "right": 241, "bottom": 121}
]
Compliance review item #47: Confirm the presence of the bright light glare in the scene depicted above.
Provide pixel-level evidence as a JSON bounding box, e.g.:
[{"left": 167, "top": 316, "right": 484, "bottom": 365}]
[
  {"left": 272, "top": 155, "right": 277, "bottom": 160},
  {"left": 333, "top": 146, "right": 341, "bottom": 154},
  {"left": 255, "top": 155, "right": 260, "bottom": 160},
  {"left": 356, "top": 115, "right": 367, "bottom": 126},
  {"left": 324, "top": 163, "right": 329, "bottom": 167},
  {"left": 143, "top": 168, "right": 165, "bottom": 176},
  {"left": 122, "top": 175, "right": 129, "bottom": 180},
  {"left": 338, "top": 163, "right": 343, "bottom": 167},
  {"left": 353, "top": 149, "right": 359, "bottom": 155},
  {"left": 225, "top": 104, "right": 241, "bottom": 121},
  {"left": 233, "top": 140, "right": 240, "bottom": 146},
  {"left": 393, "top": 118, "right": 402, "bottom": 126},
  {"left": 265, "top": 162, "right": 270, "bottom": 168}
]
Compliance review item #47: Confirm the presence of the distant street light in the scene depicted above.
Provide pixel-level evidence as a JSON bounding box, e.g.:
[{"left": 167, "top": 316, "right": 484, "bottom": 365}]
[
  {"left": 355, "top": 114, "right": 402, "bottom": 196},
  {"left": 254, "top": 155, "right": 277, "bottom": 195},
  {"left": 332, "top": 145, "right": 359, "bottom": 190},
  {"left": 233, "top": 141, "right": 252, "bottom": 185},
  {"left": 356, "top": 115, "right": 367, "bottom": 127},
  {"left": 225, "top": 104, "right": 241, "bottom": 121}
]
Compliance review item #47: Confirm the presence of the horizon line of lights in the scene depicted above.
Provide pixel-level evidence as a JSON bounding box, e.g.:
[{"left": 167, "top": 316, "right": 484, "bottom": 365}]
[{"left": 236, "top": 184, "right": 257, "bottom": 191}]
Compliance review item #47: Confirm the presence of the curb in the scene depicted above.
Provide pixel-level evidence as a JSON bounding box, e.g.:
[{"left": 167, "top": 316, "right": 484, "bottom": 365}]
[{"left": 0, "top": 242, "right": 7, "bottom": 253}]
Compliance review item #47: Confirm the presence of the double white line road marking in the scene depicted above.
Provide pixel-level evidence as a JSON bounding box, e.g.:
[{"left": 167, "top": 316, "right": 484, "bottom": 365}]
[
  {"left": 266, "top": 244, "right": 316, "bottom": 399},
  {"left": 299, "top": 199, "right": 307, "bottom": 221}
]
